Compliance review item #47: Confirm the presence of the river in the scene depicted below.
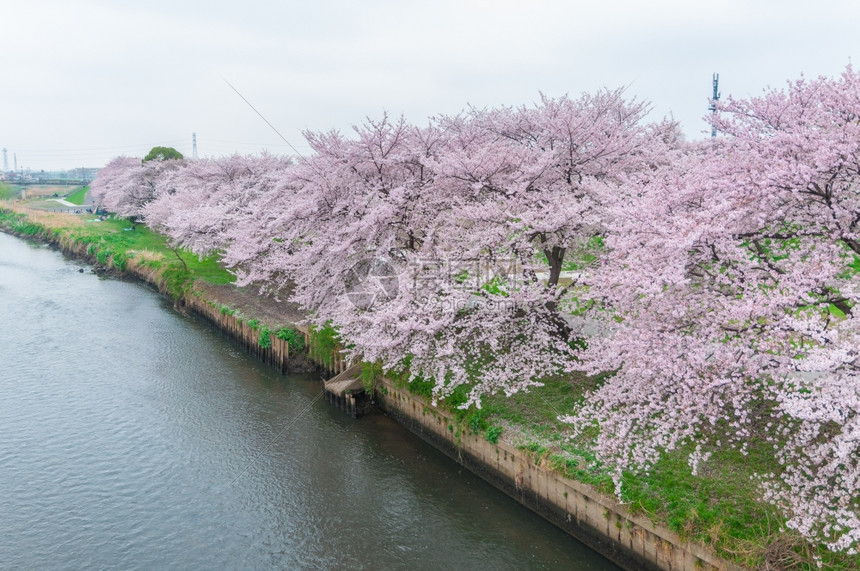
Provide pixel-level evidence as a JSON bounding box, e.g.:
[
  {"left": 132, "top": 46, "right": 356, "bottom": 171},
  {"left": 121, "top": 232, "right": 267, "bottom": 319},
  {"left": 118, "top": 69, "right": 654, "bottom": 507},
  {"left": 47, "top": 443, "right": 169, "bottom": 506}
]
[{"left": 0, "top": 232, "right": 616, "bottom": 570}]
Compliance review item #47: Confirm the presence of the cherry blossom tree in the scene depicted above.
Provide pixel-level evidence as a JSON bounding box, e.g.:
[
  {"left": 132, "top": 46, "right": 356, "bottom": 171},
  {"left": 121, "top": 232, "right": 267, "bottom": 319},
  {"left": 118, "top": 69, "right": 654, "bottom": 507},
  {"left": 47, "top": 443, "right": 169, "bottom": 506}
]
[
  {"left": 221, "top": 92, "right": 679, "bottom": 407},
  {"left": 713, "top": 66, "right": 860, "bottom": 554},
  {"left": 383, "top": 91, "right": 680, "bottom": 404},
  {"left": 221, "top": 114, "right": 446, "bottom": 334},
  {"left": 143, "top": 153, "right": 292, "bottom": 258},
  {"left": 91, "top": 155, "right": 184, "bottom": 219},
  {"left": 86, "top": 71, "right": 860, "bottom": 551},
  {"left": 564, "top": 66, "right": 860, "bottom": 553},
  {"left": 89, "top": 156, "right": 141, "bottom": 212}
]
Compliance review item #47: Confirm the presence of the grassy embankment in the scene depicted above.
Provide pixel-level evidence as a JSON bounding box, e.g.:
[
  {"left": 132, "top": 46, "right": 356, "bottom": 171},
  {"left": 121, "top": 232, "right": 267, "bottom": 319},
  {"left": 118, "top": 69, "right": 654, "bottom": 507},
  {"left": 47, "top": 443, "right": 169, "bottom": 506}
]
[
  {"left": 0, "top": 182, "right": 19, "bottom": 200},
  {"left": 0, "top": 206, "right": 230, "bottom": 296},
  {"left": 360, "top": 328, "right": 857, "bottom": 565},
  {"left": 365, "top": 364, "right": 858, "bottom": 569},
  {"left": 1, "top": 204, "right": 854, "bottom": 569},
  {"left": 0, "top": 204, "right": 308, "bottom": 353},
  {"left": 64, "top": 186, "right": 89, "bottom": 205}
]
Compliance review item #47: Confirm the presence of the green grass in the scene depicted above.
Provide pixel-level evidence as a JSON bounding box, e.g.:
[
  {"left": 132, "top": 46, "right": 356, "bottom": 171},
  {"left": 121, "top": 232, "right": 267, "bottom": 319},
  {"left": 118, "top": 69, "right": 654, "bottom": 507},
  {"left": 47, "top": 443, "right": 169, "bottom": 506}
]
[
  {"left": 469, "top": 373, "right": 856, "bottom": 569},
  {"left": 0, "top": 208, "right": 46, "bottom": 235},
  {"left": 309, "top": 324, "right": 340, "bottom": 369},
  {"left": 258, "top": 325, "right": 272, "bottom": 348},
  {"left": 276, "top": 327, "right": 305, "bottom": 353},
  {"left": 64, "top": 186, "right": 89, "bottom": 205},
  {"left": 0, "top": 208, "right": 234, "bottom": 297},
  {"left": 0, "top": 182, "right": 17, "bottom": 200},
  {"left": 71, "top": 218, "right": 232, "bottom": 283}
]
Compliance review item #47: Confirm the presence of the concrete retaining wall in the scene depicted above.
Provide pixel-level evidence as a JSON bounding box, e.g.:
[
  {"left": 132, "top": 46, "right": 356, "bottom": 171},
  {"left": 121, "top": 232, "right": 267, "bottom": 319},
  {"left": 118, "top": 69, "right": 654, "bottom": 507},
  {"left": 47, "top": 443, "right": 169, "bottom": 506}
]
[
  {"left": 375, "top": 379, "right": 746, "bottom": 571},
  {"left": 183, "top": 294, "right": 294, "bottom": 374}
]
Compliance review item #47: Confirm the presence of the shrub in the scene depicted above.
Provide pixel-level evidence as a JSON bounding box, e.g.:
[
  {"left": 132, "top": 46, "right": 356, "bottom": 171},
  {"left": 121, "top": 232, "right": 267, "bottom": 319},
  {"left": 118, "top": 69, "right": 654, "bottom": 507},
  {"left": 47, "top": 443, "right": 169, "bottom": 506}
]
[
  {"left": 258, "top": 325, "right": 271, "bottom": 349},
  {"left": 276, "top": 327, "right": 305, "bottom": 353},
  {"left": 485, "top": 426, "right": 503, "bottom": 444}
]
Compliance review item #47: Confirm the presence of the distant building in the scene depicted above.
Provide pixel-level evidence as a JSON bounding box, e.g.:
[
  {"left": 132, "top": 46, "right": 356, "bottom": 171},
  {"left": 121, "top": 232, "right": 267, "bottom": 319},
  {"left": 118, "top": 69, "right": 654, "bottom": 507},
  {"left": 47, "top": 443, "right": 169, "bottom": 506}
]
[{"left": 29, "top": 168, "right": 101, "bottom": 183}]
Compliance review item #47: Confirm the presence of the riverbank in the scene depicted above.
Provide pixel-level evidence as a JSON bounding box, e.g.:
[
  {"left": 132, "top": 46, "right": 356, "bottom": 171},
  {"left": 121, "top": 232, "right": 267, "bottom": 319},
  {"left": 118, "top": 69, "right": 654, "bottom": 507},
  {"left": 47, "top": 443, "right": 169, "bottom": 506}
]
[
  {"left": 0, "top": 229, "right": 613, "bottom": 570},
  {"left": 1, "top": 204, "right": 850, "bottom": 570}
]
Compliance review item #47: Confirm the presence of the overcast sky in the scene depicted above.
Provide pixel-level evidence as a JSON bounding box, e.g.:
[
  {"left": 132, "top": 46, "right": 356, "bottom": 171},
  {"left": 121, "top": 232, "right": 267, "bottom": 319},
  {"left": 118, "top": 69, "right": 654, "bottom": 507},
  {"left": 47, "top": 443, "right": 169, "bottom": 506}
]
[{"left": 1, "top": 0, "right": 857, "bottom": 171}]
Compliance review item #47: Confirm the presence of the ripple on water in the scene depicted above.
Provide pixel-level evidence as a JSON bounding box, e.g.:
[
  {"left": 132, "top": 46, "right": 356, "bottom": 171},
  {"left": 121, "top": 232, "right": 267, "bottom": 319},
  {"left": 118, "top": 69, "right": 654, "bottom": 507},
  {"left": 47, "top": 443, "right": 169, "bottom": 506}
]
[{"left": 0, "top": 232, "right": 616, "bottom": 571}]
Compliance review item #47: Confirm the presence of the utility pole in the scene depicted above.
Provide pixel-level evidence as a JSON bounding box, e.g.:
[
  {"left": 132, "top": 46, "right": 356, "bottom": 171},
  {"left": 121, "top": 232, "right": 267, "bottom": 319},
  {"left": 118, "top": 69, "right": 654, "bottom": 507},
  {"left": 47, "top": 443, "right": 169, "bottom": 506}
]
[
  {"left": 192, "top": 132, "right": 198, "bottom": 160},
  {"left": 708, "top": 73, "right": 721, "bottom": 138}
]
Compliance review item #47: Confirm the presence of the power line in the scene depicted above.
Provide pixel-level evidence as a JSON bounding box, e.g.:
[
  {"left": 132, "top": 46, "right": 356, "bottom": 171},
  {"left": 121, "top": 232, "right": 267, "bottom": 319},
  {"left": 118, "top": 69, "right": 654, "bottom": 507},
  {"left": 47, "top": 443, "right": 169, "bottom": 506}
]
[
  {"left": 221, "top": 77, "right": 307, "bottom": 160},
  {"left": 202, "top": 138, "right": 312, "bottom": 149}
]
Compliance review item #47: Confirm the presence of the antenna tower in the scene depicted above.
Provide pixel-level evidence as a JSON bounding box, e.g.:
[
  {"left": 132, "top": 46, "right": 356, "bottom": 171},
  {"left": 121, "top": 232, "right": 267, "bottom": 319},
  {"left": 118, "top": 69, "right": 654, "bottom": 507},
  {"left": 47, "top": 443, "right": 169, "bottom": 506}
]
[
  {"left": 708, "top": 73, "right": 721, "bottom": 137},
  {"left": 192, "top": 132, "right": 198, "bottom": 160}
]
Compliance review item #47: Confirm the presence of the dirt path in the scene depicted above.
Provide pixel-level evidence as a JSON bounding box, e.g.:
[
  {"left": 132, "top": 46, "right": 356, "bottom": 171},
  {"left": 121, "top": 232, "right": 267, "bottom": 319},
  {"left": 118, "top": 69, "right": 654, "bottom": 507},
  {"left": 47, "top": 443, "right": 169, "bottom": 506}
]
[{"left": 194, "top": 281, "right": 307, "bottom": 327}]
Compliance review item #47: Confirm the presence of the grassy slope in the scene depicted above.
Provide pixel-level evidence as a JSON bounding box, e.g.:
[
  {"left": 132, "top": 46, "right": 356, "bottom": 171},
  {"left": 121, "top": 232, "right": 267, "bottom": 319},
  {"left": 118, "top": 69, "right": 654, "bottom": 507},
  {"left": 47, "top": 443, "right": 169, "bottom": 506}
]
[
  {"left": 66, "top": 216, "right": 233, "bottom": 288},
  {"left": 477, "top": 376, "right": 802, "bottom": 569},
  {"left": 0, "top": 207, "right": 233, "bottom": 296},
  {"left": 0, "top": 182, "right": 17, "bottom": 200},
  {"left": 64, "top": 186, "right": 89, "bottom": 205},
  {"left": 0, "top": 205, "right": 309, "bottom": 352}
]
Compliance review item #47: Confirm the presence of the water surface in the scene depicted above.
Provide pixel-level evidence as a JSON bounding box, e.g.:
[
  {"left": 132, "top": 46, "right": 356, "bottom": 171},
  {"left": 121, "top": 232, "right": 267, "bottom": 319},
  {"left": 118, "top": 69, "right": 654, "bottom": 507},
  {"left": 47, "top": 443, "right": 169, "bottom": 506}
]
[{"left": 0, "top": 232, "right": 616, "bottom": 570}]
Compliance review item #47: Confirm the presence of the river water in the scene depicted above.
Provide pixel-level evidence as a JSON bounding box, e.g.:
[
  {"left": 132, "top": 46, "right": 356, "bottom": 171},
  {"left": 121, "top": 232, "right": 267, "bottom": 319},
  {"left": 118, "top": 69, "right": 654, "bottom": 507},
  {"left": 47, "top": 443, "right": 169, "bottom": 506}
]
[{"left": 0, "top": 232, "right": 616, "bottom": 570}]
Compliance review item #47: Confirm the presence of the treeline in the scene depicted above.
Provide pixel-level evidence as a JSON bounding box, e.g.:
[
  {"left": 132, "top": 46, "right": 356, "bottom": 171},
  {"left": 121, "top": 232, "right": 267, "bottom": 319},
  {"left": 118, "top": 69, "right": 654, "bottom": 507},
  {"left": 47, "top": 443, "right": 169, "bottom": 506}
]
[{"left": 91, "top": 68, "right": 860, "bottom": 554}]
